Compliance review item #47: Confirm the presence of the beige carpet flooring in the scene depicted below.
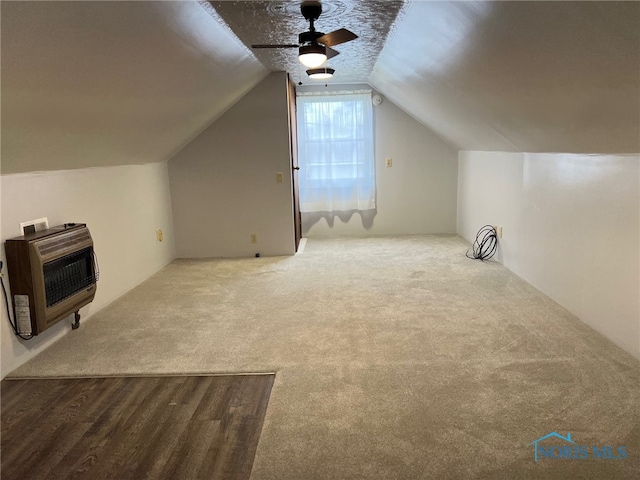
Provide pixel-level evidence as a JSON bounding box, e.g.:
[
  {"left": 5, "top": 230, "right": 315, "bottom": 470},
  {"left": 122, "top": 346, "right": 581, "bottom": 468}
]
[{"left": 8, "top": 235, "right": 639, "bottom": 479}]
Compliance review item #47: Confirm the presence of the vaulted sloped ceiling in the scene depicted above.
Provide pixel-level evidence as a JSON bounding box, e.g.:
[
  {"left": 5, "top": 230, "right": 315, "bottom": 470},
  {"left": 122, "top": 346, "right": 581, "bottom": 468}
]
[
  {"left": 209, "top": 0, "right": 638, "bottom": 153},
  {"left": 2, "top": 1, "right": 638, "bottom": 176},
  {"left": 370, "top": 1, "right": 640, "bottom": 154},
  {"left": 1, "top": 1, "right": 267, "bottom": 174}
]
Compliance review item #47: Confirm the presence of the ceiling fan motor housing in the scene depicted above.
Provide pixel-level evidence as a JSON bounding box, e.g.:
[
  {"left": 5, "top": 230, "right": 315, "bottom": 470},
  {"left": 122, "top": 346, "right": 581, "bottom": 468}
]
[{"left": 299, "top": 31, "right": 325, "bottom": 45}]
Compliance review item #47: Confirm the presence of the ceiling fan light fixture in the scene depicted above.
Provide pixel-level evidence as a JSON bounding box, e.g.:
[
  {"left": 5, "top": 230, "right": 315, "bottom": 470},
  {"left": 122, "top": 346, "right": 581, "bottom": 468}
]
[
  {"left": 307, "top": 67, "right": 335, "bottom": 80},
  {"left": 299, "top": 44, "right": 327, "bottom": 68}
]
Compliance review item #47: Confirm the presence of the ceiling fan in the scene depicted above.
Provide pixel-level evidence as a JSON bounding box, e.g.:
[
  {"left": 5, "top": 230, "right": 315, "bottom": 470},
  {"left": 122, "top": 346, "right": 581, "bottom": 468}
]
[{"left": 251, "top": 1, "right": 358, "bottom": 70}]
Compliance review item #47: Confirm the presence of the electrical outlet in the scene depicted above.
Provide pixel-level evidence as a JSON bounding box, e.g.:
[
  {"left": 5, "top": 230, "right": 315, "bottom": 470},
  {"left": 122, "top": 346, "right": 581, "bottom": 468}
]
[
  {"left": 386, "top": 158, "right": 393, "bottom": 167},
  {"left": 251, "top": 234, "right": 257, "bottom": 244},
  {"left": 276, "top": 172, "right": 284, "bottom": 184},
  {"left": 156, "top": 229, "right": 163, "bottom": 242}
]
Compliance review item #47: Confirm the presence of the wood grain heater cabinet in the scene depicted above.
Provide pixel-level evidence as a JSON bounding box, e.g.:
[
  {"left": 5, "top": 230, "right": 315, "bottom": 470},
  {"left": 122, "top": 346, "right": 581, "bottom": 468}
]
[{"left": 5, "top": 224, "right": 98, "bottom": 335}]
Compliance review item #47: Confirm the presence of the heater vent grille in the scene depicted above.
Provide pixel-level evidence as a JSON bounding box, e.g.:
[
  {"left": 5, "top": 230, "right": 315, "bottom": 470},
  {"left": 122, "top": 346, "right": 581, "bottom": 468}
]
[{"left": 43, "top": 247, "right": 98, "bottom": 308}]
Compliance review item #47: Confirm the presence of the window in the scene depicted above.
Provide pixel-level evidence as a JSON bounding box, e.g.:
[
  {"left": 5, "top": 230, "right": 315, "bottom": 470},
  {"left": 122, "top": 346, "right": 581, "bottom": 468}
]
[{"left": 297, "top": 92, "right": 375, "bottom": 212}]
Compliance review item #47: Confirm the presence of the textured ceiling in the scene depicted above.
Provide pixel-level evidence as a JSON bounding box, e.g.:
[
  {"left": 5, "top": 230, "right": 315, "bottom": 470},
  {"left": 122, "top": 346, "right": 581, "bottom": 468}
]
[{"left": 205, "top": 0, "right": 405, "bottom": 85}]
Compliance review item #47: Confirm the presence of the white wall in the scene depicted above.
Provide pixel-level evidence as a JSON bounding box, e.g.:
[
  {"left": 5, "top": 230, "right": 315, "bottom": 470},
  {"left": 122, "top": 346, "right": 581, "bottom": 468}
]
[
  {"left": 169, "top": 72, "right": 295, "bottom": 258},
  {"left": 303, "top": 90, "right": 458, "bottom": 236},
  {"left": 457, "top": 151, "right": 640, "bottom": 359},
  {"left": 0, "top": 162, "right": 175, "bottom": 378}
]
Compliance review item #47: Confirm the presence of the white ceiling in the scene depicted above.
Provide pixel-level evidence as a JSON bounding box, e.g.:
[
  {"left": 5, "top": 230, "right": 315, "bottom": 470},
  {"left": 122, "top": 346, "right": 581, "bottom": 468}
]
[
  {"left": 2, "top": 1, "right": 638, "bottom": 175},
  {"left": 370, "top": 0, "right": 640, "bottom": 153},
  {"left": 1, "top": 1, "right": 267, "bottom": 174}
]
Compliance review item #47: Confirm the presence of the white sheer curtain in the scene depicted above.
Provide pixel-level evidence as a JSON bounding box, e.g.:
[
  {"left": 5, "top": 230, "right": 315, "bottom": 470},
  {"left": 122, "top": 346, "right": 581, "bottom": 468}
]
[{"left": 297, "top": 92, "right": 375, "bottom": 212}]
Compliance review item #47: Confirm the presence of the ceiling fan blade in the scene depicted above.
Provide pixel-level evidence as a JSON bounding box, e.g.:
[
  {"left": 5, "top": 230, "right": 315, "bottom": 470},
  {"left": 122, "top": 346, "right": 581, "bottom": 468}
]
[
  {"left": 251, "top": 44, "right": 300, "bottom": 49},
  {"left": 317, "top": 28, "right": 357, "bottom": 47},
  {"left": 325, "top": 46, "right": 340, "bottom": 59}
]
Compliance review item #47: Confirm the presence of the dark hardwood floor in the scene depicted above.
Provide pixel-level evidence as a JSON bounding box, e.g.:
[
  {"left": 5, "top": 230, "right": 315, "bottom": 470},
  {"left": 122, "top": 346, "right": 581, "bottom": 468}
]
[{"left": 1, "top": 374, "right": 274, "bottom": 479}]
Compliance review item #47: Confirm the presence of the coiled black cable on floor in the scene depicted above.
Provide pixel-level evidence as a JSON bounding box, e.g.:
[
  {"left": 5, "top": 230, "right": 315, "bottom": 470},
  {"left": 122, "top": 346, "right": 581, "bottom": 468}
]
[{"left": 465, "top": 225, "right": 498, "bottom": 261}]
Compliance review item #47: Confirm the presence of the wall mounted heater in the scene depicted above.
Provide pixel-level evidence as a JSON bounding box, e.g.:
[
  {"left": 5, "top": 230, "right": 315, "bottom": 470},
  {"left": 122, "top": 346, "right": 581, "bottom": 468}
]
[{"left": 4, "top": 223, "right": 98, "bottom": 335}]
